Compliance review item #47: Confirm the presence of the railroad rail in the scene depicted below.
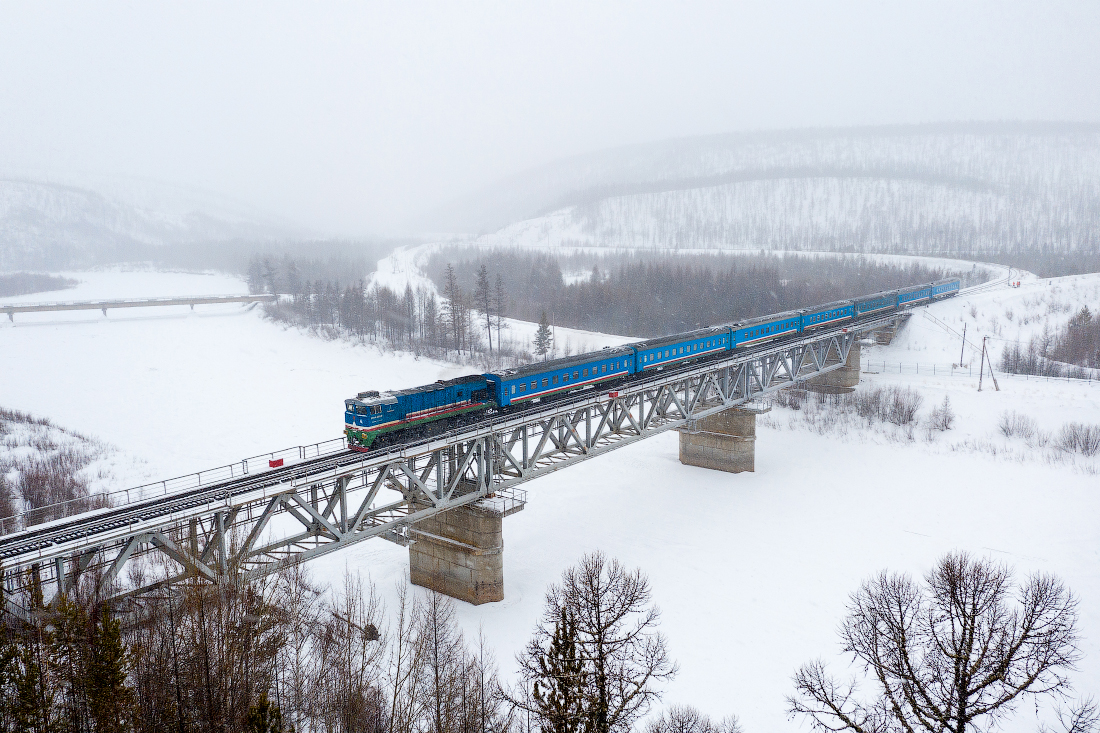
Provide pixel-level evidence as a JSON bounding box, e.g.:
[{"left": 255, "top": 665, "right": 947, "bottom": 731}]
[
  {"left": 0, "top": 311, "right": 911, "bottom": 617},
  {"left": 3, "top": 293, "right": 275, "bottom": 321}
]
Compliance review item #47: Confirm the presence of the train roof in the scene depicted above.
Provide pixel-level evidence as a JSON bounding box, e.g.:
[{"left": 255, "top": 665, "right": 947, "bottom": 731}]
[
  {"left": 852, "top": 289, "right": 899, "bottom": 303},
  {"left": 490, "top": 345, "right": 635, "bottom": 379},
  {"left": 629, "top": 325, "right": 730, "bottom": 350},
  {"left": 347, "top": 374, "right": 486, "bottom": 406},
  {"left": 800, "top": 299, "right": 852, "bottom": 313},
  {"left": 729, "top": 310, "right": 803, "bottom": 328}
]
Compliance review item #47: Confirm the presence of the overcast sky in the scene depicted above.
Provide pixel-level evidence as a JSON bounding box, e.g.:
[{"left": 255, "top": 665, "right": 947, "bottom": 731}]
[{"left": 1, "top": 2, "right": 1098, "bottom": 236}]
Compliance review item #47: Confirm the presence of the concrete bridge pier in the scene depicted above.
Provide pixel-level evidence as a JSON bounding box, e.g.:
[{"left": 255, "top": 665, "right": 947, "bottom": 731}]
[
  {"left": 677, "top": 406, "right": 763, "bottom": 473},
  {"left": 806, "top": 340, "right": 861, "bottom": 395},
  {"left": 409, "top": 496, "right": 522, "bottom": 605}
]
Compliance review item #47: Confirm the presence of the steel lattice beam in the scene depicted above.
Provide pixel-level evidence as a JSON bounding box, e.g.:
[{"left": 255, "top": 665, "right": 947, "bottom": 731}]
[{"left": 1, "top": 316, "right": 897, "bottom": 616}]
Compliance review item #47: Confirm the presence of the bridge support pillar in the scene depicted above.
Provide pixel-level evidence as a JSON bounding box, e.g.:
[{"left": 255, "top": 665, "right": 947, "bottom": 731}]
[
  {"left": 806, "top": 340, "right": 861, "bottom": 395},
  {"left": 677, "top": 407, "right": 758, "bottom": 473},
  {"left": 409, "top": 502, "right": 506, "bottom": 605}
]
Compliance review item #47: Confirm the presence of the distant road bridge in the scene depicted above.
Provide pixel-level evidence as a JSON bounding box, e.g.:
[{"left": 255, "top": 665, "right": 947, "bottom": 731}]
[
  {"left": 3, "top": 293, "right": 275, "bottom": 321},
  {"left": 0, "top": 309, "right": 915, "bottom": 615}
]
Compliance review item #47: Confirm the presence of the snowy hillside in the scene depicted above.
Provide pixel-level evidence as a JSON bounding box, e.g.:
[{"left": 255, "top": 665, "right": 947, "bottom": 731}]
[
  {"left": 0, "top": 178, "right": 299, "bottom": 270},
  {"left": 1, "top": 268, "right": 1098, "bottom": 731},
  {"left": 430, "top": 123, "right": 1100, "bottom": 263}
]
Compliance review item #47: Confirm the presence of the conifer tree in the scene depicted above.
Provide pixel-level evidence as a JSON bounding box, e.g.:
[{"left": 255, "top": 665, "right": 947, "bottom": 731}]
[
  {"left": 13, "top": 575, "right": 56, "bottom": 733},
  {"left": 87, "top": 611, "right": 134, "bottom": 733},
  {"left": 535, "top": 312, "right": 553, "bottom": 360},
  {"left": 531, "top": 608, "right": 586, "bottom": 733},
  {"left": 53, "top": 593, "right": 90, "bottom": 733},
  {"left": 246, "top": 692, "right": 285, "bottom": 733}
]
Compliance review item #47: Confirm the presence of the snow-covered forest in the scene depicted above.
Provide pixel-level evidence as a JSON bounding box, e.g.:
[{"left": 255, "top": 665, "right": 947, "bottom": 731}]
[{"left": 456, "top": 124, "right": 1100, "bottom": 276}]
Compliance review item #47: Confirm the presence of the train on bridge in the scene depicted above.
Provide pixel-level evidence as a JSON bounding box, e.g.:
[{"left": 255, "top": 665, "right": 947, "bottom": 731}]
[{"left": 344, "top": 278, "right": 961, "bottom": 450}]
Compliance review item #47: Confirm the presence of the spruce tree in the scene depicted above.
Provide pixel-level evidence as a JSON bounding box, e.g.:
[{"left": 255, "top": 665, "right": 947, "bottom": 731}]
[
  {"left": 535, "top": 311, "right": 553, "bottom": 360},
  {"left": 13, "top": 575, "right": 56, "bottom": 733},
  {"left": 53, "top": 593, "right": 90, "bottom": 733},
  {"left": 87, "top": 611, "right": 134, "bottom": 733},
  {"left": 532, "top": 608, "right": 586, "bottom": 733},
  {"left": 246, "top": 692, "right": 285, "bottom": 733}
]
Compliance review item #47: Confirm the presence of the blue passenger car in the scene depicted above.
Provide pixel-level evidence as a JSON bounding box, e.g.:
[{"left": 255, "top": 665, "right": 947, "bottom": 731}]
[
  {"left": 897, "top": 283, "right": 933, "bottom": 308},
  {"left": 799, "top": 300, "right": 854, "bottom": 332},
  {"left": 486, "top": 346, "right": 635, "bottom": 407},
  {"left": 852, "top": 290, "right": 899, "bottom": 318},
  {"left": 931, "top": 278, "right": 961, "bottom": 299},
  {"left": 631, "top": 326, "right": 731, "bottom": 372},
  {"left": 731, "top": 311, "right": 802, "bottom": 348}
]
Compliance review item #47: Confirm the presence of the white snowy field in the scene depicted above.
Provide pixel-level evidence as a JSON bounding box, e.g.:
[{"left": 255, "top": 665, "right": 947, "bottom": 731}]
[
  {"left": 0, "top": 268, "right": 468, "bottom": 479},
  {"left": 2, "top": 267, "right": 1099, "bottom": 730}
]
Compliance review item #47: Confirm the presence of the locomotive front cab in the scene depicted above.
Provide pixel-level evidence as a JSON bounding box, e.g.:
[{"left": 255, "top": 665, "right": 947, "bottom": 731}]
[{"left": 345, "top": 390, "right": 399, "bottom": 450}]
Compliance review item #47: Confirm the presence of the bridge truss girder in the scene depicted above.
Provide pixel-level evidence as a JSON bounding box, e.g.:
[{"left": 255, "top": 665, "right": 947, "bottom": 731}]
[{"left": 3, "top": 326, "right": 863, "bottom": 615}]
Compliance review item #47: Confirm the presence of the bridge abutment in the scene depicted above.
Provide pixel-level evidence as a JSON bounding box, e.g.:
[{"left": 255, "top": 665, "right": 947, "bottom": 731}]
[
  {"left": 409, "top": 500, "right": 511, "bottom": 605},
  {"left": 677, "top": 407, "right": 759, "bottom": 473},
  {"left": 806, "top": 340, "right": 861, "bottom": 395}
]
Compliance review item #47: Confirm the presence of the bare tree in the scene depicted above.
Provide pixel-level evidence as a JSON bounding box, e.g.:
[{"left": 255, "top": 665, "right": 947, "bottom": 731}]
[
  {"left": 644, "top": 704, "right": 743, "bottom": 733},
  {"left": 515, "top": 551, "right": 677, "bottom": 733},
  {"left": 474, "top": 264, "right": 493, "bottom": 355},
  {"left": 312, "top": 571, "right": 386, "bottom": 733},
  {"left": 789, "top": 552, "right": 1081, "bottom": 733},
  {"left": 493, "top": 273, "right": 508, "bottom": 353}
]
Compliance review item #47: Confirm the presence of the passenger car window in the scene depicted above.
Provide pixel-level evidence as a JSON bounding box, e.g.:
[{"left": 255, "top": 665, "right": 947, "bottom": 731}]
[
  {"left": 553, "top": 376, "right": 559, "bottom": 385},
  {"left": 511, "top": 385, "right": 516, "bottom": 394},
  {"left": 519, "top": 384, "right": 526, "bottom": 393},
  {"left": 542, "top": 379, "right": 549, "bottom": 387}
]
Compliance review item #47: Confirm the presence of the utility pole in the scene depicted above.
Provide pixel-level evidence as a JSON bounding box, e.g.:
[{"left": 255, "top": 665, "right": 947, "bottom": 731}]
[
  {"left": 977, "top": 336, "right": 1000, "bottom": 391},
  {"left": 978, "top": 337, "right": 987, "bottom": 392},
  {"left": 986, "top": 338, "right": 1001, "bottom": 391},
  {"left": 959, "top": 322, "right": 967, "bottom": 365}
]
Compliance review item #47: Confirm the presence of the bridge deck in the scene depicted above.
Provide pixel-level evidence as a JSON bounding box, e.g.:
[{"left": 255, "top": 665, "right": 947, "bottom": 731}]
[
  {"left": 0, "top": 310, "right": 910, "bottom": 612},
  {"left": 3, "top": 293, "right": 275, "bottom": 319}
]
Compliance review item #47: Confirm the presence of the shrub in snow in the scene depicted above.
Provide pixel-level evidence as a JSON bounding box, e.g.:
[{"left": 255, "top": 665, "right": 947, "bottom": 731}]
[
  {"left": 999, "top": 410, "right": 1039, "bottom": 440},
  {"left": 0, "top": 407, "right": 111, "bottom": 532},
  {"left": 1056, "top": 422, "right": 1100, "bottom": 457},
  {"left": 884, "top": 387, "right": 923, "bottom": 426},
  {"left": 846, "top": 385, "right": 923, "bottom": 426},
  {"left": 775, "top": 388, "right": 806, "bottom": 411},
  {"left": 928, "top": 396, "right": 955, "bottom": 431}
]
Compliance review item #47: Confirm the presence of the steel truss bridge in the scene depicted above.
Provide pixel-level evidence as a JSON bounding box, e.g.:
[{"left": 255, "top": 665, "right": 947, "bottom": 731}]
[{"left": 0, "top": 312, "right": 902, "bottom": 617}]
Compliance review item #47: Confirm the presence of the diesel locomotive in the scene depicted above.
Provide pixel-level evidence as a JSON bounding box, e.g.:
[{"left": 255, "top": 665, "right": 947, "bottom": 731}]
[{"left": 344, "top": 278, "right": 961, "bottom": 451}]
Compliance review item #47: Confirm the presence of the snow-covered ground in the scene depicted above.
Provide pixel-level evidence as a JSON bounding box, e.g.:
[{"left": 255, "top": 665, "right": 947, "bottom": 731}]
[
  {"left": 0, "top": 268, "right": 468, "bottom": 478},
  {"left": 2, "top": 266, "right": 1098, "bottom": 730}
]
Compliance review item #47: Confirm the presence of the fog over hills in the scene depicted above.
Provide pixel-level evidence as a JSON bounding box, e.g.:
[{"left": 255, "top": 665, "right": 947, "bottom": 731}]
[
  {"left": 0, "top": 177, "right": 304, "bottom": 270},
  {"left": 428, "top": 122, "right": 1100, "bottom": 264}
]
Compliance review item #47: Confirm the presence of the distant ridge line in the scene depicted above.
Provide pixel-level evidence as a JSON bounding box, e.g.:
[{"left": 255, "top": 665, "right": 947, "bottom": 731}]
[{"left": 536, "top": 165, "right": 1002, "bottom": 218}]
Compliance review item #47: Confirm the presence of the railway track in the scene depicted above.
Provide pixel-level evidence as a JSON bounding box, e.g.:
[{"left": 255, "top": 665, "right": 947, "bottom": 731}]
[{"left": 0, "top": 307, "right": 928, "bottom": 569}]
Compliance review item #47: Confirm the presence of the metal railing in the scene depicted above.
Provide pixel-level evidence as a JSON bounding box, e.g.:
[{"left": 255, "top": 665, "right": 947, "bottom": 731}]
[{"left": 0, "top": 436, "right": 347, "bottom": 536}]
